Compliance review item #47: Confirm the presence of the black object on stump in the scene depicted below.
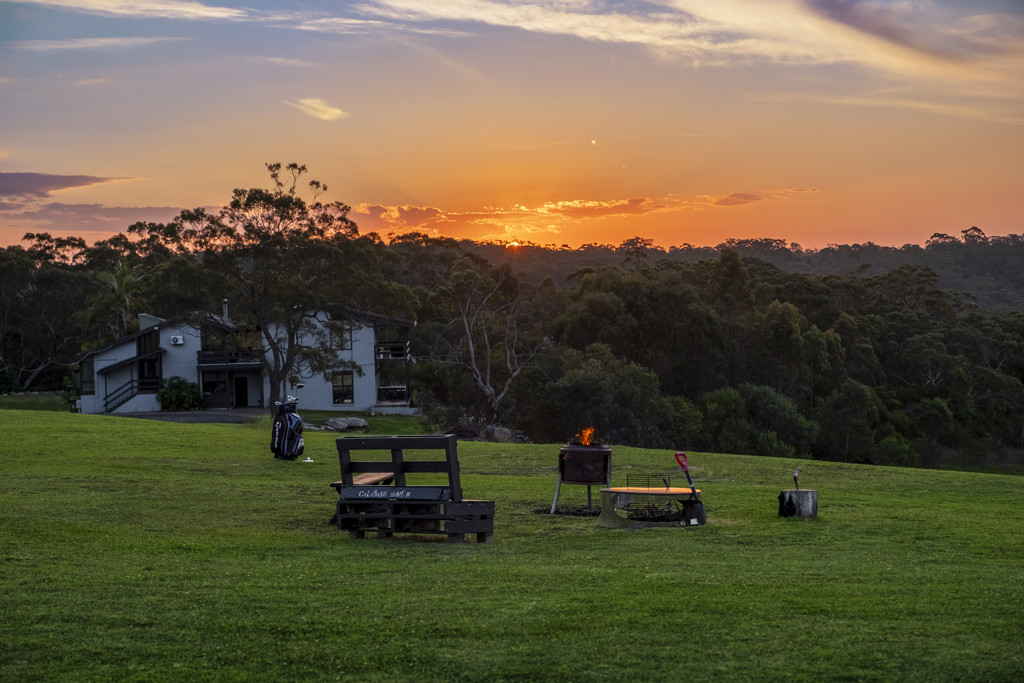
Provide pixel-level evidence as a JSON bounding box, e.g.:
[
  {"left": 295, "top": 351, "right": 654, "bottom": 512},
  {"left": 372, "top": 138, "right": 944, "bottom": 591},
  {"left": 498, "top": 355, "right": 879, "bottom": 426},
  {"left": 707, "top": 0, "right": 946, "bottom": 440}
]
[{"left": 779, "top": 466, "right": 817, "bottom": 518}]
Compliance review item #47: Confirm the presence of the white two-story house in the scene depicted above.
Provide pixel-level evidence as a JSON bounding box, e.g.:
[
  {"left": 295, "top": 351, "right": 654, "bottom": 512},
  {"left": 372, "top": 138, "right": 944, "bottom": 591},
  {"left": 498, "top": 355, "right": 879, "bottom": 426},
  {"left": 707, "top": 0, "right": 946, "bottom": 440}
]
[{"left": 76, "top": 311, "right": 415, "bottom": 415}]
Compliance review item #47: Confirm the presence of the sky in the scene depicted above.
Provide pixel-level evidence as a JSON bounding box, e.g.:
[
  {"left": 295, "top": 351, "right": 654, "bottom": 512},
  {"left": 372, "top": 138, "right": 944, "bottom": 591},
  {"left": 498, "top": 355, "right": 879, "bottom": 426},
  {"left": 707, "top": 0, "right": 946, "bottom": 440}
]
[{"left": 1, "top": 0, "right": 1022, "bottom": 251}]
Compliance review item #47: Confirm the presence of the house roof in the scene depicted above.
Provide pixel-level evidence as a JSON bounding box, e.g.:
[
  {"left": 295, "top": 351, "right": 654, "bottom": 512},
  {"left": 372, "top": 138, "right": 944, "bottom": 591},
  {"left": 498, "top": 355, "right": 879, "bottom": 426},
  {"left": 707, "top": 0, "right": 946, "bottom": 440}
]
[
  {"left": 87, "top": 323, "right": 162, "bottom": 359},
  {"left": 331, "top": 306, "right": 415, "bottom": 329},
  {"left": 96, "top": 348, "right": 165, "bottom": 375}
]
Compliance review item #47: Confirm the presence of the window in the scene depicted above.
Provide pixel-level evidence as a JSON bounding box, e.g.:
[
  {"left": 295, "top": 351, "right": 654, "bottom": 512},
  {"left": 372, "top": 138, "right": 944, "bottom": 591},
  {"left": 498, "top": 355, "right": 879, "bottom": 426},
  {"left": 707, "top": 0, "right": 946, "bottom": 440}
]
[
  {"left": 329, "top": 323, "right": 353, "bottom": 351},
  {"left": 332, "top": 371, "right": 354, "bottom": 404},
  {"left": 139, "top": 357, "right": 161, "bottom": 393},
  {"left": 78, "top": 358, "right": 95, "bottom": 395},
  {"left": 137, "top": 329, "right": 160, "bottom": 355},
  {"left": 203, "top": 371, "right": 228, "bottom": 396}
]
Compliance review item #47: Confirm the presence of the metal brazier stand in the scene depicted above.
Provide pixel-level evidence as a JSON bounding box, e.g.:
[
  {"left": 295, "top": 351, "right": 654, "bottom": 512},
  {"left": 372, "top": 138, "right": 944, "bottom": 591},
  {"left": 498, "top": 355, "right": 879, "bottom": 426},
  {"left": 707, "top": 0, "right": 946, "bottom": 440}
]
[{"left": 550, "top": 443, "right": 612, "bottom": 513}]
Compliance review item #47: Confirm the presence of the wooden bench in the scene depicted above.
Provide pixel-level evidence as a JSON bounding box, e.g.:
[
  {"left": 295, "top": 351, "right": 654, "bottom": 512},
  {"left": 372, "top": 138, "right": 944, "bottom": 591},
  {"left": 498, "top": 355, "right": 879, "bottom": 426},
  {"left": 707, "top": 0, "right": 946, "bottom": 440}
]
[
  {"left": 332, "top": 471, "right": 395, "bottom": 489},
  {"left": 327, "top": 473, "right": 394, "bottom": 526},
  {"left": 332, "top": 434, "right": 494, "bottom": 543}
]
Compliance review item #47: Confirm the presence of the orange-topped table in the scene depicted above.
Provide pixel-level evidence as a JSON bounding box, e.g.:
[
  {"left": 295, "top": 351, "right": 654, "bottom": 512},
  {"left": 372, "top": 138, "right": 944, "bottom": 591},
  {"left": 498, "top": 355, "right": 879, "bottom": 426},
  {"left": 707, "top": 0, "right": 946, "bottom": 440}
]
[
  {"left": 598, "top": 486, "right": 706, "bottom": 528},
  {"left": 603, "top": 486, "right": 701, "bottom": 495}
]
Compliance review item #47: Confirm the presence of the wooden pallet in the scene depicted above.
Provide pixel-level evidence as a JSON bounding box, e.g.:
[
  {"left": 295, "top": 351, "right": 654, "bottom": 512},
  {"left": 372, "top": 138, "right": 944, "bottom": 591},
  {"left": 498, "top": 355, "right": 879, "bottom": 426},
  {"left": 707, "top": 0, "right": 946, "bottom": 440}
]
[
  {"left": 335, "top": 498, "right": 495, "bottom": 542},
  {"left": 332, "top": 435, "right": 494, "bottom": 543}
]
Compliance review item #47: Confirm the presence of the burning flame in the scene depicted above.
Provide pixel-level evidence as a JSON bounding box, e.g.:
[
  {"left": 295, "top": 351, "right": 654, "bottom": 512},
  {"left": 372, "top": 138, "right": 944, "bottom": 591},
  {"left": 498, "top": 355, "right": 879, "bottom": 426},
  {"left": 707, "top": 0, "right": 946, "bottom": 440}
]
[{"left": 575, "top": 427, "right": 595, "bottom": 445}]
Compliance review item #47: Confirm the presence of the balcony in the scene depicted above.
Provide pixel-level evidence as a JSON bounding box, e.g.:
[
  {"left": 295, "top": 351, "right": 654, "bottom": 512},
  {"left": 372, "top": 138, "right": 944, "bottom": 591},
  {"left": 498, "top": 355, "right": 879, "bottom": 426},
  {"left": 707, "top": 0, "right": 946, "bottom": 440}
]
[
  {"left": 197, "top": 349, "right": 263, "bottom": 369},
  {"left": 377, "top": 385, "right": 409, "bottom": 404},
  {"left": 375, "top": 343, "right": 407, "bottom": 360}
]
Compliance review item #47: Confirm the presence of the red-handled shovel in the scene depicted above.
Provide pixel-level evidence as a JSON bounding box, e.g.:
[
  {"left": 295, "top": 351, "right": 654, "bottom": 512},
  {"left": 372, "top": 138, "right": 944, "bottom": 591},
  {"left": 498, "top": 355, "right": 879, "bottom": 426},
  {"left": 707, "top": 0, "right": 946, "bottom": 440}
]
[{"left": 675, "top": 451, "right": 699, "bottom": 499}]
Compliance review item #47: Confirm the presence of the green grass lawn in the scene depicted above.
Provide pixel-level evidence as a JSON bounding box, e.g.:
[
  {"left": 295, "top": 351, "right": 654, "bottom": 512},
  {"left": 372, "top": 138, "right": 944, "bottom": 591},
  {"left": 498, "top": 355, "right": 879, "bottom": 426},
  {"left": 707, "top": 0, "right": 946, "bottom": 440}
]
[
  {"left": 2, "top": 410, "right": 1021, "bottom": 681},
  {"left": 0, "top": 391, "right": 67, "bottom": 411}
]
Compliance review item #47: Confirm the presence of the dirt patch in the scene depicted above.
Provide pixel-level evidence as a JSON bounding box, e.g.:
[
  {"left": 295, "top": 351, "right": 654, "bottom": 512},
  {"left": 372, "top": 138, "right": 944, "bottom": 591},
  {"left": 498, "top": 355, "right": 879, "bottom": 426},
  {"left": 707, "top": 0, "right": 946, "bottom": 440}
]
[{"left": 533, "top": 506, "right": 601, "bottom": 517}]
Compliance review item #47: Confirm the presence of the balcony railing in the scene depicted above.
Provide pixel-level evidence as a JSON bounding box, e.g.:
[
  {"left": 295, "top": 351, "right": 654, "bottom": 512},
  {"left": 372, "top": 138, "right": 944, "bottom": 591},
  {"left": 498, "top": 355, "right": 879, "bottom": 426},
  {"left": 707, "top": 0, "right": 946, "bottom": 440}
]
[
  {"left": 375, "top": 343, "right": 408, "bottom": 360},
  {"left": 197, "top": 350, "right": 263, "bottom": 365},
  {"left": 377, "top": 385, "right": 409, "bottom": 403}
]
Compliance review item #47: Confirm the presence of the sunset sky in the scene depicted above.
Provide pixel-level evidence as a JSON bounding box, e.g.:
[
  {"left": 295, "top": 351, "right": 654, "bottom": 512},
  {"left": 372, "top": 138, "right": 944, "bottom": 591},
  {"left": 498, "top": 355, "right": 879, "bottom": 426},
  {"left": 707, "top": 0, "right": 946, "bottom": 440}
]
[{"left": 1, "top": 0, "right": 1022, "bottom": 250}]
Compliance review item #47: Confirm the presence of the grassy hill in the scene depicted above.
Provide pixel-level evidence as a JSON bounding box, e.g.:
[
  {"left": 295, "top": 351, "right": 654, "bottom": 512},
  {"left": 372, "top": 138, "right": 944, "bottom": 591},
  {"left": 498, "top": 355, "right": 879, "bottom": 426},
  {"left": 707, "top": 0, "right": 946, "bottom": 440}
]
[{"left": 2, "top": 410, "right": 1021, "bottom": 681}]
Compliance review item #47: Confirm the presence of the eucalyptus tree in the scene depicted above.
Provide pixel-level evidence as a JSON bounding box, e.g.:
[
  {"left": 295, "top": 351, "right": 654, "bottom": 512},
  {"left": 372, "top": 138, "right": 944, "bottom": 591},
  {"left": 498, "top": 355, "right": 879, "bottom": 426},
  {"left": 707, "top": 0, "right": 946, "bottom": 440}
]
[
  {"left": 425, "top": 252, "right": 549, "bottom": 426},
  {"left": 0, "top": 237, "right": 96, "bottom": 391},
  {"left": 126, "top": 163, "right": 407, "bottom": 405},
  {"left": 816, "top": 379, "right": 880, "bottom": 462}
]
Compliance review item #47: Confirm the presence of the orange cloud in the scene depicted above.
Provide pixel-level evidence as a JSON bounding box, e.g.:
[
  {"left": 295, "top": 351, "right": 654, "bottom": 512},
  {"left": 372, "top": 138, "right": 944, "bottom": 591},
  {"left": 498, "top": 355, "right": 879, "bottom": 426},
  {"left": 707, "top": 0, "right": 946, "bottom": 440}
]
[
  {"left": 284, "top": 98, "right": 349, "bottom": 121},
  {"left": 714, "top": 192, "right": 762, "bottom": 207},
  {"left": 0, "top": 172, "right": 129, "bottom": 199},
  {"left": 353, "top": 189, "right": 819, "bottom": 245}
]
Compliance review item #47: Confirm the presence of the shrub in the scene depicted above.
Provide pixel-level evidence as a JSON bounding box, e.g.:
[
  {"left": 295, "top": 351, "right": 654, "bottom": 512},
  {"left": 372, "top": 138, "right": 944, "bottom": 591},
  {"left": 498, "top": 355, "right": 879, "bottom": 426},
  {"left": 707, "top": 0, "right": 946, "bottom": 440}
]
[{"left": 156, "top": 376, "right": 204, "bottom": 411}]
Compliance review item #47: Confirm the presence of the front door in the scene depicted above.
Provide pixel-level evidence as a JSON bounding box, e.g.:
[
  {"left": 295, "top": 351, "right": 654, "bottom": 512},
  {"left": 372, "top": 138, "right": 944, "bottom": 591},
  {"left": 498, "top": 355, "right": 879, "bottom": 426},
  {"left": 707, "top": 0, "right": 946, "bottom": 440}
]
[
  {"left": 202, "top": 371, "right": 230, "bottom": 409},
  {"left": 234, "top": 376, "right": 248, "bottom": 407}
]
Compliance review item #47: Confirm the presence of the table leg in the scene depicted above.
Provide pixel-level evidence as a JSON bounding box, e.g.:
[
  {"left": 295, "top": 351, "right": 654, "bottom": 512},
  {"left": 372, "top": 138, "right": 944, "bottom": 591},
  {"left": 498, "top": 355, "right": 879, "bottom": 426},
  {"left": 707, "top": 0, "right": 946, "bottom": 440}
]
[{"left": 550, "top": 474, "right": 563, "bottom": 513}]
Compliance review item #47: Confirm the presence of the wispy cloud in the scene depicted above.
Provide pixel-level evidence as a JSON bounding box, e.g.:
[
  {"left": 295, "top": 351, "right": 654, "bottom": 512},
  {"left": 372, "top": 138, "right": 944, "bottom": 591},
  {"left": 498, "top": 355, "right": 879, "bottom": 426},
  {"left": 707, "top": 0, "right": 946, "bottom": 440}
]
[
  {"left": 0, "top": 172, "right": 130, "bottom": 199},
  {"left": 803, "top": 1, "right": 1024, "bottom": 63},
  {"left": 293, "top": 16, "right": 464, "bottom": 38},
  {"left": 820, "top": 92, "right": 1024, "bottom": 126},
  {"left": 535, "top": 198, "right": 652, "bottom": 219},
  {"left": 757, "top": 88, "right": 1024, "bottom": 126},
  {"left": 394, "top": 38, "right": 488, "bottom": 82},
  {"left": 669, "top": 0, "right": 1024, "bottom": 79},
  {"left": 335, "top": 1, "right": 1023, "bottom": 124},
  {"left": 0, "top": 173, "right": 169, "bottom": 236},
  {"left": 357, "top": 0, "right": 717, "bottom": 53},
  {"left": 13, "top": 0, "right": 247, "bottom": 20},
  {"left": 714, "top": 192, "right": 762, "bottom": 207},
  {"left": 284, "top": 98, "right": 349, "bottom": 121},
  {"left": 9, "top": 37, "right": 188, "bottom": 51},
  {"left": 18, "top": 0, "right": 1020, "bottom": 84},
  {"left": 702, "top": 188, "right": 816, "bottom": 208},
  {"left": 351, "top": 0, "right": 1023, "bottom": 80},
  {"left": 354, "top": 187, "right": 818, "bottom": 241},
  {"left": 1, "top": 202, "right": 184, "bottom": 234},
  {"left": 241, "top": 56, "right": 320, "bottom": 68}
]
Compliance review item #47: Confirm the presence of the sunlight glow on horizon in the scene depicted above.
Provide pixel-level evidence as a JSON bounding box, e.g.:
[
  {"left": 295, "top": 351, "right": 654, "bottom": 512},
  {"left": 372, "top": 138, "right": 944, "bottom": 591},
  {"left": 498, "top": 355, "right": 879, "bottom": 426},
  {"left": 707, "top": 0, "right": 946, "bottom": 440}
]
[{"left": 0, "top": 0, "right": 1021, "bottom": 249}]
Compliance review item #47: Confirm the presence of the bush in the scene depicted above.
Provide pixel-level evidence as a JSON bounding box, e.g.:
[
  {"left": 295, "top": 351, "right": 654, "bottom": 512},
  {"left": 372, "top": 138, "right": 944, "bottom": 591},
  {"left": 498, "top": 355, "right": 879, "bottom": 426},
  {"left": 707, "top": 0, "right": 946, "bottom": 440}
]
[
  {"left": 754, "top": 429, "right": 797, "bottom": 459},
  {"left": 156, "top": 376, "right": 204, "bottom": 411},
  {"left": 738, "top": 383, "right": 819, "bottom": 455},
  {"left": 871, "top": 434, "right": 920, "bottom": 467}
]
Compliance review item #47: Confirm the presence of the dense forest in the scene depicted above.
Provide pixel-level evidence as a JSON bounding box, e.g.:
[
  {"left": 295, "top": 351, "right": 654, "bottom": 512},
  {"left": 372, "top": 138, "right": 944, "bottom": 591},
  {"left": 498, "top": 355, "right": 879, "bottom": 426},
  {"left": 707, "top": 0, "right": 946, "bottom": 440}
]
[
  {"left": 2, "top": 164, "right": 1022, "bottom": 471},
  {"left": 461, "top": 229, "right": 1024, "bottom": 312}
]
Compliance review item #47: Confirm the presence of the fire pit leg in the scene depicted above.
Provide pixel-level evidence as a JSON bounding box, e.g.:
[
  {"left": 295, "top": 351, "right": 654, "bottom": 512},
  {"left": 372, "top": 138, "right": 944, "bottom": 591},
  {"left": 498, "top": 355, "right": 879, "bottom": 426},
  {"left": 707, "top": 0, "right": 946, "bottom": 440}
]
[{"left": 550, "top": 473, "right": 563, "bottom": 514}]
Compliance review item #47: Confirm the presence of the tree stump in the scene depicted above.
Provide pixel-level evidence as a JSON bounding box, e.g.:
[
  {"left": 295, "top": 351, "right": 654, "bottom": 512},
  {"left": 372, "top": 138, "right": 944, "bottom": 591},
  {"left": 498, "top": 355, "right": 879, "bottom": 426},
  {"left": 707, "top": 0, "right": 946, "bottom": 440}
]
[{"left": 778, "top": 489, "right": 817, "bottom": 518}]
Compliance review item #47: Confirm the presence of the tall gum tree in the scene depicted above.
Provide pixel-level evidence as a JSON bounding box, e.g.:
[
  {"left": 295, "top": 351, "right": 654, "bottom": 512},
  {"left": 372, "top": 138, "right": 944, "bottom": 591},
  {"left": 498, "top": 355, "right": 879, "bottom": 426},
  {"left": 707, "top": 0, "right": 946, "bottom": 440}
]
[
  {"left": 127, "top": 163, "right": 408, "bottom": 405},
  {"left": 429, "top": 253, "right": 548, "bottom": 426}
]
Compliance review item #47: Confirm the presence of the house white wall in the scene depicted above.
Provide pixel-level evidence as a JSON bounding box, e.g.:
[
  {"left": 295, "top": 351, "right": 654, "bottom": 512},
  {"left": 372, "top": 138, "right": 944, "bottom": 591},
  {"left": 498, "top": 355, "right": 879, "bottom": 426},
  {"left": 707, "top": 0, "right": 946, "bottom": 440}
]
[
  {"left": 80, "top": 313, "right": 414, "bottom": 416},
  {"left": 79, "top": 321, "right": 202, "bottom": 414},
  {"left": 264, "top": 321, "right": 389, "bottom": 413}
]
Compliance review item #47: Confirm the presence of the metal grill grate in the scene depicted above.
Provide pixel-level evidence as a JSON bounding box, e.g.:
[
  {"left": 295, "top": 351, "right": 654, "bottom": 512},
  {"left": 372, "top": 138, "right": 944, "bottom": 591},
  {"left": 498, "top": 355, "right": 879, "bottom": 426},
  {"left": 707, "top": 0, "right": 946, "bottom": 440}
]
[{"left": 625, "top": 472, "right": 676, "bottom": 489}]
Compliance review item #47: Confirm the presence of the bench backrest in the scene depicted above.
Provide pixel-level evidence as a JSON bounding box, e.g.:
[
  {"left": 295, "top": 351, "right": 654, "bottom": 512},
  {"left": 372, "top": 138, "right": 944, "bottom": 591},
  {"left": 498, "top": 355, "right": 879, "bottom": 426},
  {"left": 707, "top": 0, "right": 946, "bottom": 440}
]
[{"left": 336, "top": 434, "right": 463, "bottom": 502}]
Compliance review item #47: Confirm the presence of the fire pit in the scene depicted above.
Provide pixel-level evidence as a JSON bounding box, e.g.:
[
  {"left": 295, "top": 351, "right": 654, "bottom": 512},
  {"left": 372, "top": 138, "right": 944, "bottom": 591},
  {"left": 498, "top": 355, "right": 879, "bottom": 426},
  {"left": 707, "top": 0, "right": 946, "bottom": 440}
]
[
  {"left": 550, "top": 429, "right": 612, "bottom": 513},
  {"left": 598, "top": 452, "right": 707, "bottom": 529}
]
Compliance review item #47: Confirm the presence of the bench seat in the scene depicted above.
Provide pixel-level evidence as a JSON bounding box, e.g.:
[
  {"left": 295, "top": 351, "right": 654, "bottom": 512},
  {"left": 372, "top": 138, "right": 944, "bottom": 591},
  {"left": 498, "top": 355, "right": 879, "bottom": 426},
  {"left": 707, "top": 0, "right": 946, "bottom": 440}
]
[
  {"left": 332, "top": 435, "right": 494, "bottom": 543},
  {"left": 330, "top": 472, "right": 395, "bottom": 489}
]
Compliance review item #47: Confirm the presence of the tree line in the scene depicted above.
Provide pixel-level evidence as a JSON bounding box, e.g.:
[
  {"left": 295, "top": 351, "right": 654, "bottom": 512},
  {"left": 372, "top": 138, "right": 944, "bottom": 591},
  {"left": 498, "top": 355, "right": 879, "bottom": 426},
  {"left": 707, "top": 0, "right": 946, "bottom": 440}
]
[{"left": 2, "top": 164, "right": 1021, "bottom": 471}]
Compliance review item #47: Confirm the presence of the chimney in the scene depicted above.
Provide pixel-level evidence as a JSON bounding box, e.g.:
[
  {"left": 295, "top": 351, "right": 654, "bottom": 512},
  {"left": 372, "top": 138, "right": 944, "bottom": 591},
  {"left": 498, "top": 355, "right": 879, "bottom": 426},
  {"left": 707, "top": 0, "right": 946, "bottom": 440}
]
[{"left": 138, "top": 313, "right": 164, "bottom": 329}]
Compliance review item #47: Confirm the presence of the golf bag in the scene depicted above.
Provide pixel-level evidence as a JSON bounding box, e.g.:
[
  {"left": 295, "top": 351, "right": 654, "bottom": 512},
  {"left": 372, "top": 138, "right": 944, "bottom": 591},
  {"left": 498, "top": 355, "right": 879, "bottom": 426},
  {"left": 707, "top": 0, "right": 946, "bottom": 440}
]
[{"left": 271, "top": 394, "right": 304, "bottom": 460}]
